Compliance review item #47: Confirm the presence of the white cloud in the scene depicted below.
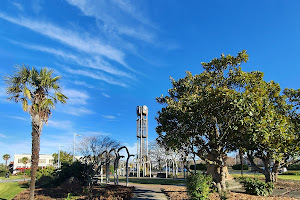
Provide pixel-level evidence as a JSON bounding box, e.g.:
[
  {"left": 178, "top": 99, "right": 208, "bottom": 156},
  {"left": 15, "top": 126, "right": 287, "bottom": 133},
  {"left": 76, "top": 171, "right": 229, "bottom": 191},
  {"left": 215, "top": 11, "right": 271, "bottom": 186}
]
[
  {"left": 103, "top": 115, "right": 116, "bottom": 120},
  {"left": 119, "top": 142, "right": 137, "bottom": 157},
  {"left": 10, "top": 41, "right": 135, "bottom": 78},
  {"left": 60, "top": 106, "right": 94, "bottom": 116},
  {"left": 9, "top": 116, "right": 28, "bottom": 121},
  {"left": 11, "top": 1, "right": 24, "bottom": 11},
  {"left": 66, "top": 0, "right": 156, "bottom": 43},
  {"left": 0, "top": 133, "right": 8, "bottom": 138},
  {"left": 101, "top": 93, "right": 111, "bottom": 98},
  {"left": 78, "top": 131, "right": 110, "bottom": 136},
  {"left": 0, "top": 12, "right": 127, "bottom": 66},
  {"left": 47, "top": 120, "right": 73, "bottom": 130},
  {"left": 0, "top": 86, "right": 7, "bottom": 97},
  {"left": 73, "top": 81, "right": 94, "bottom": 89},
  {"left": 63, "top": 89, "right": 89, "bottom": 105},
  {"left": 64, "top": 67, "right": 128, "bottom": 87}
]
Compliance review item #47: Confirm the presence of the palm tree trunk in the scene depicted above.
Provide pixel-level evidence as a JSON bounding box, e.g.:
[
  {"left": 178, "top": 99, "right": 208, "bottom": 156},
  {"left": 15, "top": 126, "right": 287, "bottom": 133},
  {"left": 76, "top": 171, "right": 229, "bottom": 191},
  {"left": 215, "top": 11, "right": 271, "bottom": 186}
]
[{"left": 29, "top": 120, "right": 42, "bottom": 200}]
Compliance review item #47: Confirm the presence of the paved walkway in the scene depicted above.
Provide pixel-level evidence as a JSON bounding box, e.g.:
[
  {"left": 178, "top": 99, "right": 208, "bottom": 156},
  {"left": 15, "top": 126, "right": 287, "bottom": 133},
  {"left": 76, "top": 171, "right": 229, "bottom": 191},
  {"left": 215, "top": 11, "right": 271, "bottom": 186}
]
[
  {"left": 0, "top": 178, "right": 30, "bottom": 183},
  {"left": 119, "top": 182, "right": 168, "bottom": 200}
]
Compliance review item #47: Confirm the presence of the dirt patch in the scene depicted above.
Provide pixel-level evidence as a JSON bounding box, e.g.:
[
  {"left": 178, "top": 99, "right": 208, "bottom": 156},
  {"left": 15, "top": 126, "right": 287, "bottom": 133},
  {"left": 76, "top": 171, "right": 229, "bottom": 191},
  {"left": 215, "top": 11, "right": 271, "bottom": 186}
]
[
  {"left": 162, "top": 185, "right": 300, "bottom": 200},
  {"left": 13, "top": 184, "right": 134, "bottom": 200}
]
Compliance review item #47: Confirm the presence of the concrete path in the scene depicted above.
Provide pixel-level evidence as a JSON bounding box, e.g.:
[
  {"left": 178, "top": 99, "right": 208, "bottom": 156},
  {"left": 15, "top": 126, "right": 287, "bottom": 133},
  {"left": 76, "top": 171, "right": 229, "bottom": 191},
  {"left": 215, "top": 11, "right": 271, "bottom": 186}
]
[
  {"left": 119, "top": 182, "right": 168, "bottom": 200},
  {"left": 0, "top": 178, "right": 30, "bottom": 183},
  {"left": 130, "top": 184, "right": 168, "bottom": 200}
]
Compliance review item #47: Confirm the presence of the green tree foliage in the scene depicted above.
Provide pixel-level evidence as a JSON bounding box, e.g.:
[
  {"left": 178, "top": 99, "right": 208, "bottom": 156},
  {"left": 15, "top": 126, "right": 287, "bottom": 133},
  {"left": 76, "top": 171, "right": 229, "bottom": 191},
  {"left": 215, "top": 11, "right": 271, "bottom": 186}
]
[
  {"left": 2, "top": 154, "right": 10, "bottom": 169},
  {"left": 237, "top": 79, "right": 299, "bottom": 182},
  {"left": 4, "top": 65, "right": 67, "bottom": 200},
  {"left": 156, "top": 50, "right": 299, "bottom": 191},
  {"left": 156, "top": 51, "right": 251, "bottom": 192},
  {"left": 52, "top": 151, "right": 73, "bottom": 166}
]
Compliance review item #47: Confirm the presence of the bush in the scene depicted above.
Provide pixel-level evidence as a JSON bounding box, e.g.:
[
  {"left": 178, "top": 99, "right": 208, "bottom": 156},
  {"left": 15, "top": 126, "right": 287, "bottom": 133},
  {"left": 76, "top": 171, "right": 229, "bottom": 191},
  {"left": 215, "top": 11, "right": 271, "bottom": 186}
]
[
  {"left": 287, "top": 164, "right": 300, "bottom": 170},
  {"left": 0, "top": 164, "right": 9, "bottom": 177},
  {"left": 232, "top": 164, "right": 249, "bottom": 170},
  {"left": 24, "top": 169, "right": 31, "bottom": 175},
  {"left": 55, "top": 161, "right": 86, "bottom": 186},
  {"left": 238, "top": 177, "right": 274, "bottom": 196},
  {"left": 190, "top": 163, "right": 207, "bottom": 171},
  {"left": 36, "top": 166, "right": 56, "bottom": 187},
  {"left": 186, "top": 173, "right": 213, "bottom": 200}
]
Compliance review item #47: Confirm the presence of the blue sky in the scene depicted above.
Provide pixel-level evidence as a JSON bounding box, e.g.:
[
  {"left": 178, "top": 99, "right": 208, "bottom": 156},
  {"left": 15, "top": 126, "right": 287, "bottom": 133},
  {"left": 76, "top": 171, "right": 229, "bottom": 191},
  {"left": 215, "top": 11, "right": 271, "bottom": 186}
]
[{"left": 0, "top": 0, "right": 300, "bottom": 163}]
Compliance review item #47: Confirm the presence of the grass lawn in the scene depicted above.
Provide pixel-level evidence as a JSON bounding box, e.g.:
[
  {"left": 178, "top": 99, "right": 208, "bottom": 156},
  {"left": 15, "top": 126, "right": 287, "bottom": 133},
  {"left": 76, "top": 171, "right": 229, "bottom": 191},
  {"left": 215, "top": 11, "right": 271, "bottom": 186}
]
[
  {"left": 119, "top": 177, "right": 186, "bottom": 185},
  {"left": 0, "top": 182, "right": 28, "bottom": 200},
  {"left": 231, "top": 173, "right": 300, "bottom": 181}
]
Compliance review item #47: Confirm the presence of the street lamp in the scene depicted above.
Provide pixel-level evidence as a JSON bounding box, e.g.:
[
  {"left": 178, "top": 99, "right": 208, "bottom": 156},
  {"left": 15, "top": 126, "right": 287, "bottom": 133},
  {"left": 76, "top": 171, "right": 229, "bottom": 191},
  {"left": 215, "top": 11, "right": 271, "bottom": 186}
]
[
  {"left": 58, "top": 144, "right": 63, "bottom": 168},
  {"left": 73, "top": 133, "right": 81, "bottom": 162}
]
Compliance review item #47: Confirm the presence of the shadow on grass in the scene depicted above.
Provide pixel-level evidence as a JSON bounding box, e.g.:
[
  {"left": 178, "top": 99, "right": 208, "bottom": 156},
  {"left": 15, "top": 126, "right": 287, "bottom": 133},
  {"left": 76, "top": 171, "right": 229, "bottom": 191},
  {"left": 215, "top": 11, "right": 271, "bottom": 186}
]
[{"left": 119, "top": 177, "right": 186, "bottom": 185}]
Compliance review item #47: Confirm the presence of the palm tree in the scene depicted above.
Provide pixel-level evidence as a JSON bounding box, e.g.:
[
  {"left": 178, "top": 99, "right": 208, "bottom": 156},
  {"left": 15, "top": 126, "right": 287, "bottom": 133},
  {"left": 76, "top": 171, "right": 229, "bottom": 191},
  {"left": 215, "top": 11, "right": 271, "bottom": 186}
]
[
  {"left": 21, "top": 157, "right": 29, "bottom": 181},
  {"left": 5, "top": 65, "right": 67, "bottom": 200},
  {"left": 2, "top": 154, "right": 10, "bottom": 169}
]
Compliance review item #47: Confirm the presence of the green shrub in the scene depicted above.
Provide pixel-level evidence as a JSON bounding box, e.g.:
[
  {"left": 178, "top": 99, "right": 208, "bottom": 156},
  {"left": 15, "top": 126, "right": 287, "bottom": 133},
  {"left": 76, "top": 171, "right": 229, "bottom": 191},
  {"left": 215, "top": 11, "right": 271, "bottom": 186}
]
[
  {"left": 287, "top": 164, "right": 300, "bottom": 170},
  {"left": 0, "top": 164, "right": 9, "bottom": 177},
  {"left": 232, "top": 164, "right": 249, "bottom": 170},
  {"left": 55, "top": 161, "right": 86, "bottom": 186},
  {"left": 186, "top": 173, "right": 213, "bottom": 200},
  {"left": 36, "top": 166, "right": 56, "bottom": 187},
  {"left": 190, "top": 164, "right": 207, "bottom": 171},
  {"left": 238, "top": 177, "right": 274, "bottom": 196},
  {"left": 24, "top": 169, "right": 31, "bottom": 175}
]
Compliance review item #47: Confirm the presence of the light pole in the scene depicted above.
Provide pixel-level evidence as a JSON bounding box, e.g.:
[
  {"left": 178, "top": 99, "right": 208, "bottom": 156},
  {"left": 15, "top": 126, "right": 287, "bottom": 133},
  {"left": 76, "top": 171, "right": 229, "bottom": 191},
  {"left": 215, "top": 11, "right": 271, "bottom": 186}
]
[
  {"left": 58, "top": 144, "right": 63, "bottom": 168},
  {"left": 73, "top": 133, "right": 81, "bottom": 162}
]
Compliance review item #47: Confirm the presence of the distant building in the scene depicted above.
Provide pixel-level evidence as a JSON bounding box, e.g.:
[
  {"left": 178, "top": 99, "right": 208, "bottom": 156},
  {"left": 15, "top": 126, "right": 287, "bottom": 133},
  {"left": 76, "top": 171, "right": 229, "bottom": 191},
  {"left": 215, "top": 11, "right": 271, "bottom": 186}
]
[
  {"left": 13, "top": 154, "right": 54, "bottom": 170},
  {"left": 13, "top": 154, "right": 81, "bottom": 170}
]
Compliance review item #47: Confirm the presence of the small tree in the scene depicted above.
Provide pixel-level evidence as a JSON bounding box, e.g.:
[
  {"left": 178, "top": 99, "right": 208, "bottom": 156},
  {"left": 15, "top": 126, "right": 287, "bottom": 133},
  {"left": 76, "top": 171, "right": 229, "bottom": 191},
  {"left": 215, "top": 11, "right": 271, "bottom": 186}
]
[
  {"left": 77, "top": 135, "right": 120, "bottom": 157},
  {"left": 52, "top": 151, "right": 73, "bottom": 166},
  {"left": 2, "top": 154, "right": 10, "bottom": 169},
  {"left": 21, "top": 157, "right": 29, "bottom": 180}
]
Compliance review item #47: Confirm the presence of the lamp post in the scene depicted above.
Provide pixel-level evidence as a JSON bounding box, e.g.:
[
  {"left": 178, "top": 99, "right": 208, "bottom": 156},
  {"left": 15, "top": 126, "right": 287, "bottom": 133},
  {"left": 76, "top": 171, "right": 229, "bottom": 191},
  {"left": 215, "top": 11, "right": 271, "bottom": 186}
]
[
  {"left": 73, "top": 133, "right": 81, "bottom": 162},
  {"left": 58, "top": 144, "right": 63, "bottom": 168}
]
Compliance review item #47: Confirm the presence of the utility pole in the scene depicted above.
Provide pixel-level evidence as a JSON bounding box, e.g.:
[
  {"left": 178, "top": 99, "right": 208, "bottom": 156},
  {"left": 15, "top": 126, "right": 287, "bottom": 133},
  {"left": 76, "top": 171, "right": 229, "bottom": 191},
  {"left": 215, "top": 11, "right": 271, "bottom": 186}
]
[
  {"left": 73, "top": 133, "right": 81, "bottom": 162},
  {"left": 58, "top": 144, "right": 63, "bottom": 168}
]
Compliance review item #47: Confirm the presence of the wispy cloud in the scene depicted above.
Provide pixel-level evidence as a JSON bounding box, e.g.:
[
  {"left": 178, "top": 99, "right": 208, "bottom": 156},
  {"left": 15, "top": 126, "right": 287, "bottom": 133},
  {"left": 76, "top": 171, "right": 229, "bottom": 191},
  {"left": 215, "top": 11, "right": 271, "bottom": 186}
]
[
  {"left": 9, "top": 116, "right": 28, "bottom": 121},
  {"left": 10, "top": 1, "right": 24, "bottom": 11},
  {"left": 48, "top": 120, "right": 73, "bottom": 130},
  {"left": 73, "top": 81, "right": 94, "bottom": 89},
  {"left": 0, "top": 12, "right": 127, "bottom": 66},
  {"left": 0, "top": 133, "right": 8, "bottom": 138},
  {"left": 78, "top": 130, "right": 110, "bottom": 136},
  {"left": 64, "top": 67, "right": 128, "bottom": 87},
  {"left": 101, "top": 93, "right": 111, "bottom": 98},
  {"left": 9, "top": 41, "right": 135, "bottom": 78},
  {"left": 0, "top": 86, "right": 7, "bottom": 97},
  {"left": 60, "top": 106, "right": 94, "bottom": 116},
  {"left": 66, "top": 0, "right": 156, "bottom": 43},
  {"left": 63, "top": 89, "right": 89, "bottom": 105},
  {"left": 103, "top": 115, "right": 116, "bottom": 120}
]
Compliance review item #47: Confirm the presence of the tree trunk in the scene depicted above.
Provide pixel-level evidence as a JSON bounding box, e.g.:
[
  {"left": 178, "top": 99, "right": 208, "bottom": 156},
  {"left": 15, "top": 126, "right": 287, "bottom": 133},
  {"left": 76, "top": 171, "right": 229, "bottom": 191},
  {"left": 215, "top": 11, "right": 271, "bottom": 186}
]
[
  {"left": 271, "top": 161, "right": 280, "bottom": 183},
  {"left": 29, "top": 120, "right": 42, "bottom": 200},
  {"left": 207, "top": 163, "right": 227, "bottom": 192},
  {"left": 239, "top": 149, "right": 243, "bottom": 176}
]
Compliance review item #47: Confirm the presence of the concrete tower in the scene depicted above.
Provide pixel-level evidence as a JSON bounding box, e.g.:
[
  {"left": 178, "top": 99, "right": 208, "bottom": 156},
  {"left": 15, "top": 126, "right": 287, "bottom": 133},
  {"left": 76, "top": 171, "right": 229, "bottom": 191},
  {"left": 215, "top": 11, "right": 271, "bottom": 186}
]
[{"left": 136, "top": 105, "right": 148, "bottom": 177}]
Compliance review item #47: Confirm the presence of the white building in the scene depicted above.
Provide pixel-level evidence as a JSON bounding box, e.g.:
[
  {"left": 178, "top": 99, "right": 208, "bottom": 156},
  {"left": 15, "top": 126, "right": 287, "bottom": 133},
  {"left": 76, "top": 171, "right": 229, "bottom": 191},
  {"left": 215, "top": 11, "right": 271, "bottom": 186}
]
[
  {"left": 13, "top": 154, "right": 82, "bottom": 170},
  {"left": 13, "top": 154, "right": 54, "bottom": 170}
]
